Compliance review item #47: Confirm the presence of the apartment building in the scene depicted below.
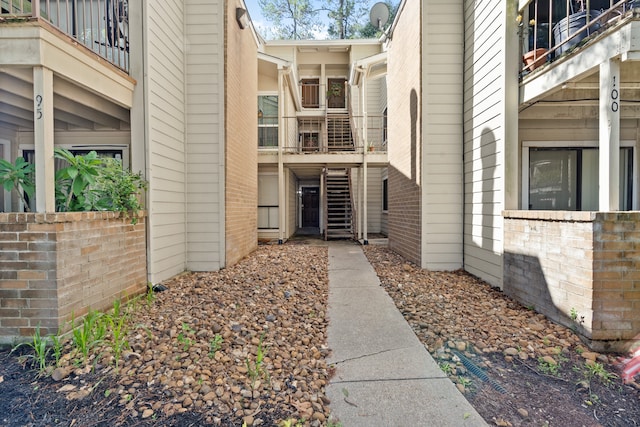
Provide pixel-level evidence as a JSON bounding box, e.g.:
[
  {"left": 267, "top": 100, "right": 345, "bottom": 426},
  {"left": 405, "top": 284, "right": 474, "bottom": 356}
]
[{"left": 1, "top": 0, "right": 639, "bottom": 351}]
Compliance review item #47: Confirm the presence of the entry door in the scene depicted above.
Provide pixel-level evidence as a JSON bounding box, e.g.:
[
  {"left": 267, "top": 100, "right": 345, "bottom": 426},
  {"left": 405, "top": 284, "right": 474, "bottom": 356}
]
[
  {"left": 327, "top": 78, "right": 346, "bottom": 109},
  {"left": 302, "top": 187, "right": 320, "bottom": 227}
]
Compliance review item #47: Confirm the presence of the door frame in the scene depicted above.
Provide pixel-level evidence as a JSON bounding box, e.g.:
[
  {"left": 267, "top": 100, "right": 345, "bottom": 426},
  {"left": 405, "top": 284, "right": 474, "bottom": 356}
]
[{"left": 298, "top": 185, "right": 322, "bottom": 229}]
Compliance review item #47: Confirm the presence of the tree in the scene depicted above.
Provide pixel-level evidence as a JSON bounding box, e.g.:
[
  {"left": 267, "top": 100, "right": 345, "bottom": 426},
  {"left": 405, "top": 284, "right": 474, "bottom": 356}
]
[
  {"left": 258, "top": 0, "right": 322, "bottom": 40},
  {"left": 354, "top": 0, "right": 398, "bottom": 39},
  {"left": 326, "top": 0, "right": 366, "bottom": 39}
]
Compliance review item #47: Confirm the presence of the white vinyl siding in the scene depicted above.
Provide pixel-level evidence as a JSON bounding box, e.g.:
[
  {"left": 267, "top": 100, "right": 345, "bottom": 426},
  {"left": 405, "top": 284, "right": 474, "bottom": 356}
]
[
  {"left": 422, "top": 0, "right": 464, "bottom": 270},
  {"left": 185, "top": 0, "right": 225, "bottom": 271},
  {"left": 462, "top": 0, "right": 510, "bottom": 287},
  {"left": 145, "top": 0, "right": 187, "bottom": 283}
]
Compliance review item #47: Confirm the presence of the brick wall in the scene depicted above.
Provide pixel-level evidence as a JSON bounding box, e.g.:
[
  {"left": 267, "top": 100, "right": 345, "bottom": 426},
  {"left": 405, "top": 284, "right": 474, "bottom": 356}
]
[
  {"left": 0, "top": 212, "right": 147, "bottom": 343},
  {"left": 503, "top": 210, "right": 640, "bottom": 352},
  {"left": 224, "top": 0, "right": 258, "bottom": 266},
  {"left": 387, "top": 0, "right": 422, "bottom": 265}
]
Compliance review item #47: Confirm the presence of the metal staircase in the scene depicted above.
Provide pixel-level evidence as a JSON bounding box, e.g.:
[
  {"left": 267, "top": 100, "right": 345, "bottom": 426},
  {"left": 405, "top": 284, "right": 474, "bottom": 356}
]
[
  {"left": 326, "top": 114, "right": 355, "bottom": 151},
  {"left": 324, "top": 169, "right": 354, "bottom": 240}
]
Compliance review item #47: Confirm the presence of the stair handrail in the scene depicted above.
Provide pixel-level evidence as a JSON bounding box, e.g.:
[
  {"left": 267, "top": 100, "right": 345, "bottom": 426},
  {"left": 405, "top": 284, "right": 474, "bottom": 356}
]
[
  {"left": 347, "top": 168, "right": 357, "bottom": 239},
  {"left": 322, "top": 168, "right": 328, "bottom": 240}
]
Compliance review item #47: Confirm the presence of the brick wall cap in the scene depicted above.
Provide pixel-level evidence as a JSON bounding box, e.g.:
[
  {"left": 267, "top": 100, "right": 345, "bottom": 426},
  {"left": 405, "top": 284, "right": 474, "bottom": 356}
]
[
  {"left": 503, "top": 210, "right": 596, "bottom": 222},
  {"left": 0, "top": 211, "right": 147, "bottom": 224}
]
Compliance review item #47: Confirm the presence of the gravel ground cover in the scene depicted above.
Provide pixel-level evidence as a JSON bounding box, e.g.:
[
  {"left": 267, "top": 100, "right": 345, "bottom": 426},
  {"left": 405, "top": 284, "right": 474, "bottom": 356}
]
[
  {"left": 1, "top": 242, "right": 639, "bottom": 427},
  {"left": 363, "top": 245, "right": 640, "bottom": 427}
]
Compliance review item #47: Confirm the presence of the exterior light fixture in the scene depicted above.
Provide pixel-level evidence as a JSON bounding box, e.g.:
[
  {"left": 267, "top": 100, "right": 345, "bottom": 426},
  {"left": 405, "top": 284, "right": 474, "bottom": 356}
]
[{"left": 236, "top": 7, "right": 250, "bottom": 30}]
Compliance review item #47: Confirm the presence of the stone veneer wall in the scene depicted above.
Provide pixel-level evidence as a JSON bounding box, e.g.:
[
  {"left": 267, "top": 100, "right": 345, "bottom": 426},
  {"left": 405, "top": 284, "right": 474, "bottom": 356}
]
[
  {"left": 503, "top": 210, "right": 640, "bottom": 352},
  {"left": 0, "top": 212, "right": 147, "bottom": 343}
]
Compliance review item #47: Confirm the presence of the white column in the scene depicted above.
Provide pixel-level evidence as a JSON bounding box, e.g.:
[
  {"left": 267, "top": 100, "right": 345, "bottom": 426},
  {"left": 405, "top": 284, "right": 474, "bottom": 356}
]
[
  {"left": 278, "top": 69, "right": 286, "bottom": 243},
  {"left": 599, "top": 59, "right": 620, "bottom": 211},
  {"left": 33, "top": 66, "right": 55, "bottom": 213},
  {"left": 356, "top": 167, "right": 362, "bottom": 240}
]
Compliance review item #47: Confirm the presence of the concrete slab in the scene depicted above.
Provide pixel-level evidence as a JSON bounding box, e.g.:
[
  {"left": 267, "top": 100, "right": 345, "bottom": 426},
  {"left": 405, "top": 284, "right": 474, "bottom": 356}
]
[
  {"left": 327, "top": 379, "right": 486, "bottom": 427},
  {"left": 325, "top": 242, "right": 487, "bottom": 426}
]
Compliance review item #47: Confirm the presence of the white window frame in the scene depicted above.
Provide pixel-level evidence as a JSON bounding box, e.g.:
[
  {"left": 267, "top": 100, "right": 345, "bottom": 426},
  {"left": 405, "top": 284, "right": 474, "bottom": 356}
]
[
  {"left": 258, "top": 92, "right": 279, "bottom": 150},
  {"left": 522, "top": 140, "right": 637, "bottom": 210}
]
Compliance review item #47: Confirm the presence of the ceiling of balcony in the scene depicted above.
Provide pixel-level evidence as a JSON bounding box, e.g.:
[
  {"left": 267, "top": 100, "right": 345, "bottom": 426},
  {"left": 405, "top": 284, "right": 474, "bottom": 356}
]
[{"left": 0, "top": 67, "right": 131, "bottom": 134}]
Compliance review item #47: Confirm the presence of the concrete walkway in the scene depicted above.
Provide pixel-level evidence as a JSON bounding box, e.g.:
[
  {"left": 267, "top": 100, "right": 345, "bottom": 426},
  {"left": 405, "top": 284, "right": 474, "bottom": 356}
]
[{"left": 326, "top": 241, "right": 487, "bottom": 426}]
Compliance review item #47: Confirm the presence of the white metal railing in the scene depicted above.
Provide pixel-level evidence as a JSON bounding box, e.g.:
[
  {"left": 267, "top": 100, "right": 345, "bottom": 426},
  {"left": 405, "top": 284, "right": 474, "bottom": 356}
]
[
  {"left": 258, "top": 115, "right": 387, "bottom": 154},
  {"left": 519, "top": 0, "right": 635, "bottom": 75},
  {"left": 1, "top": 0, "right": 129, "bottom": 72}
]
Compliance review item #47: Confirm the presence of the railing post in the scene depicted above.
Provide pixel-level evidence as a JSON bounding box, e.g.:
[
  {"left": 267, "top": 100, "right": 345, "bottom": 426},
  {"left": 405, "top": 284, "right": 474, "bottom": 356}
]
[{"left": 33, "top": 0, "right": 40, "bottom": 18}]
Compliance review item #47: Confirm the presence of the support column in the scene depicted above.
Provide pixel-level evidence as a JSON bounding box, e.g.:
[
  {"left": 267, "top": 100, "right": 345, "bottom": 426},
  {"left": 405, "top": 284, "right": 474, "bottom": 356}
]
[
  {"left": 361, "top": 76, "right": 368, "bottom": 244},
  {"left": 278, "top": 69, "right": 285, "bottom": 244},
  {"left": 356, "top": 167, "right": 362, "bottom": 240},
  {"left": 33, "top": 66, "right": 55, "bottom": 213},
  {"left": 599, "top": 59, "right": 620, "bottom": 211}
]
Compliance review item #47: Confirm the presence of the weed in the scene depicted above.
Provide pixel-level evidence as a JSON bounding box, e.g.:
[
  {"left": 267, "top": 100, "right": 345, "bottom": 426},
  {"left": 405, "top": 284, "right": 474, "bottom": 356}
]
[
  {"left": 575, "top": 347, "right": 584, "bottom": 355},
  {"left": 569, "top": 307, "right": 585, "bottom": 331},
  {"left": 537, "top": 357, "right": 560, "bottom": 376},
  {"left": 177, "top": 323, "right": 194, "bottom": 351},
  {"left": 583, "top": 362, "right": 618, "bottom": 386},
  {"left": 106, "top": 300, "right": 131, "bottom": 368},
  {"left": 570, "top": 307, "right": 578, "bottom": 322},
  {"left": 439, "top": 362, "right": 453, "bottom": 375},
  {"left": 326, "top": 421, "right": 343, "bottom": 427},
  {"left": 12, "top": 325, "right": 49, "bottom": 375},
  {"left": 71, "top": 310, "right": 107, "bottom": 363},
  {"left": 145, "top": 282, "right": 155, "bottom": 307},
  {"left": 50, "top": 332, "right": 64, "bottom": 367},
  {"left": 457, "top": 375, "right": 473, "bottom": 389},
  {"left": 208, "top": 334, "right": 223, "bottom": 359},
  {"left": 246, "top": 333, "right": 268, "bottom": 390}
]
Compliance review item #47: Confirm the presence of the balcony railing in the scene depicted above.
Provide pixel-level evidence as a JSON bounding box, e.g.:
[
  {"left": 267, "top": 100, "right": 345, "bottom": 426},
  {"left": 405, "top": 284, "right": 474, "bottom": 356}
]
[
  {"left": 1, "top": 0, "right": 129, "bottom": 72},
  {"left": 519, "top": 0, "right": 636, "bottom": 75},
  {"left": 259, "top": 114, "right": 387, "bottom": 154}
]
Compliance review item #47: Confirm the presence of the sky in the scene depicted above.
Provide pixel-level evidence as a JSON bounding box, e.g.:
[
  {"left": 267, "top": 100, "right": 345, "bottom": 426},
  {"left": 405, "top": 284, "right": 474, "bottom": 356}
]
[{"left": 243, "top": 0, "right": 386, "bottom": 40}]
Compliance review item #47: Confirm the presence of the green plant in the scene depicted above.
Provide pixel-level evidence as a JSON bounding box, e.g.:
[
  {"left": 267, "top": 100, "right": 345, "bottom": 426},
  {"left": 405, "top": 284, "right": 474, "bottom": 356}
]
[
  {"left": 54, "top": 148, "right": 103, "bottom": 212},
  {"left": 50, "top": 332, "right": 64, "bottom": 367},
  {"left": 246, "top": 334, "right": 268, "bottom": 390},
  {"left": 91, "top": 157, "right": 147, "bottom": 223},
  {"left": 106, "top": 299, "right": 130, "bottom": 368},
  {"left": 12, "top": 325, "right": 49, "bottom": 375},
  {"left": 208, "top": 334, "right": 223, "bottom": 359},
  {"left": 177, "top": 323, "right": 194, "bottom": 351},
  {"left": 439, "top": 362, "right": 453, "bottom": 375},
  {"left": 145, "top": 283, "right": 155, "bottom": 307},
  {"left": 71, "top": 310, "right": 106, "bottom": 363},
  {"left": 537, "top": 357, "right": 560, "bottom": 376},
  {"left": 0, "top": 157, "right": 35, "bottom": 211},
  {"left": 457, "top": 375, "right": 472, "bottom": 389},
  {"left": 570, "top": 307, "right": 578, "bottom": 322},
  {"left": 583, "top": 362, "right": 618, "bottom": 386}
]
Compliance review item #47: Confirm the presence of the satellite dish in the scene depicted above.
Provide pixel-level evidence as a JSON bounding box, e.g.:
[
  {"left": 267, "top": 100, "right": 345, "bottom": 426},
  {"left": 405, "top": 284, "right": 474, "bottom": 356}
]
[{"left": 369, "top": 2, "right": 390, "bottom": 30}]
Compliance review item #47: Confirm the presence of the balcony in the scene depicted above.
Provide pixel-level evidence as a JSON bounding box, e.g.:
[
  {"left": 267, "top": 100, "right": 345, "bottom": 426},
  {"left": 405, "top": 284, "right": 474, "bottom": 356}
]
[
  {"left": 1, "top": 0, "right": 129, "bottom": 72},
  {"left": 259, "top": 114, "right": 387, "bottom": 154},
  {"left": 519, "top": 0, "right": 640, "bottom": 104}
]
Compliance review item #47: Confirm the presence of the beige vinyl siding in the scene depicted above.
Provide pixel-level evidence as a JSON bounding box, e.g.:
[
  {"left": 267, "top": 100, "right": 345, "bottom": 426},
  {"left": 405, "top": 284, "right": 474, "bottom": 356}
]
[
  {"left": 462, "top": 0, "right": 509, "bottom": 287},
  {"left": 185, "top": 0, "right": 225, "bottom": 271},
  {"left": 287, "top": 169, "right": 297, "bottom": 237},
  {"left": 144, "top": 0, "right": 187, "bottom": 283},
  {"left": 422, "top": 0, "right": 464, "bottom": 270}
]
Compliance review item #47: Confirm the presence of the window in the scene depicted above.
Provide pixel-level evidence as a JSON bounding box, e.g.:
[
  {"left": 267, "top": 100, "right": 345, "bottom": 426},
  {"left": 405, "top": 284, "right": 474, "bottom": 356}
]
[
  {"left": 301, "top": 79, "right": 320, "bottom": 108},
  {"left": 527, "top": 147, "right": 633, "bottom": 211},
  {"left": 258, "top": 95, "right": 278, "bottom": 148},
  {"left": 382, "top": 177, "right": 388, "bottom": 212},
  {"left": 258, "top": 174, "right": 279, "bottom": 229}
]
